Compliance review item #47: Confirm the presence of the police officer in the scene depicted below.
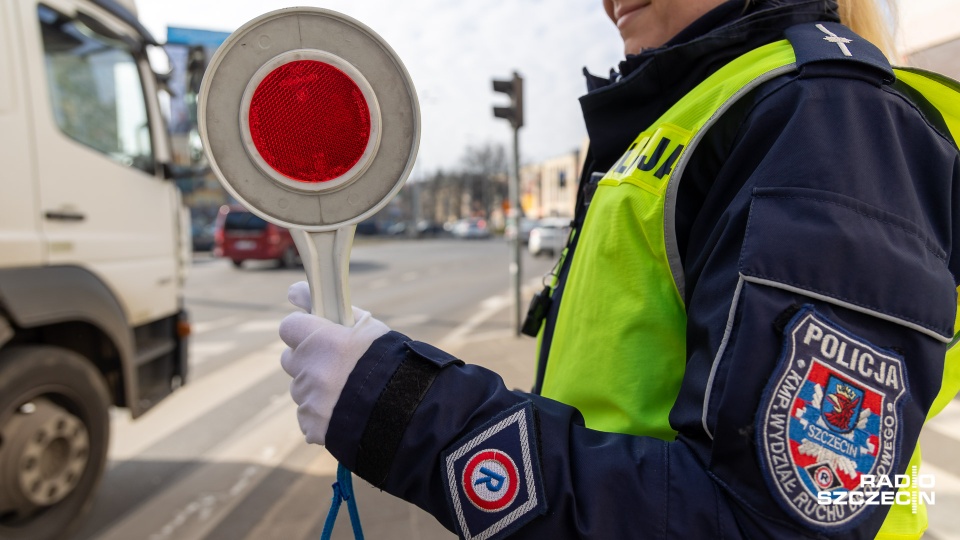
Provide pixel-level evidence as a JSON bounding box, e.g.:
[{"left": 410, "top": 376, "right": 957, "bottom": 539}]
[{"left": 280, "top": 0, "right": 960, "bottom": 538}]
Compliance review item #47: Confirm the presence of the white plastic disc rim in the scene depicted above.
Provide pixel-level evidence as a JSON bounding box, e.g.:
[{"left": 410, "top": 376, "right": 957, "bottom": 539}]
[
  {"left": 198, "top": 7, "right": 421, "bottom": 233},
  {"left": 238, "top": 49, "right": 382, "bottom": 193}
]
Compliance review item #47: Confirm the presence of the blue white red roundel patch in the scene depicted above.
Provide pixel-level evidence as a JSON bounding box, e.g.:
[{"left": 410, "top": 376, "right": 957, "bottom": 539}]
[
  {"left": 757, "top": 307, "right": 908, "bottom": 531},
  {"left": 463, "top": 450, "right": 520, "bottom": 512},
  {"left": 441, "top": 403, "right": 546, "bottom": 540}
]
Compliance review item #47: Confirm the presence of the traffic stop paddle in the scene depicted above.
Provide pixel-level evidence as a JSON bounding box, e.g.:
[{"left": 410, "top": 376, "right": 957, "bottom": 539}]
[
  {"left": 198, "top": 7, "right": 420, "bottom": 537},
  {"left": 198, "top": 7, "right": 419, "bottom": 325}
]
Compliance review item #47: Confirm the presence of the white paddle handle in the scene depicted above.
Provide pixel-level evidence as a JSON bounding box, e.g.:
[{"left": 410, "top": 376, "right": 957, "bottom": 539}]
[{"left": 290, "top": 227, "right": 357, "bottom": 327}]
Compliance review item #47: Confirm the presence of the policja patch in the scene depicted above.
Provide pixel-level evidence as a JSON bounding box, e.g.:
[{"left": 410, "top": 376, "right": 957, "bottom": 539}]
[
  {"left": 441, "top": 402, "right": 546, "bottom": 540},
  {"left": 757, "top": 306, "right": 908, "bottom": 531}
]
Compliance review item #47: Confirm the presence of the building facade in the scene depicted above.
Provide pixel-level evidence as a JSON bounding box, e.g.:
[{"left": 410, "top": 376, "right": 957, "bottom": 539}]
[
  {"left": 900, "top": 0, "right": 960, "bottom": 79},
  {"left": 520, "top": 140, "right": 588, "bottom": 219}
]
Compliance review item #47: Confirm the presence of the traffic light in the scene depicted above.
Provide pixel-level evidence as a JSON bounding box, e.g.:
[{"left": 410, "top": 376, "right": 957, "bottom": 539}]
[
  {"left": 492, "top": 72, "right": 523, "bottom": 129},
  {"left": 492, "top": 72, "right": 524, "bottom": 334}
]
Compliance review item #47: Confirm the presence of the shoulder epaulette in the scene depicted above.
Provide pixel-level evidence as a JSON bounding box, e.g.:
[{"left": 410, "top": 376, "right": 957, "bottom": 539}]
[{"left": 785, "top": 22, "right": 894, "bottom": 83}]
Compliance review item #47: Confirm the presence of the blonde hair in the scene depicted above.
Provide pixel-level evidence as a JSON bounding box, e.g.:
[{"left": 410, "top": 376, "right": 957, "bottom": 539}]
[
  {"left": 837, "top": 0, "right": 897, "bottom": 60},
  {"left": 745, "top": 0, "right": 898, "bottom": 59}
]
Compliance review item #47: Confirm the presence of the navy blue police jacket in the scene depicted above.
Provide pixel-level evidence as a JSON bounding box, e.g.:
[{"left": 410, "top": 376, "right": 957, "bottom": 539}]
[{"left": 325, "top": 0, "right": 960, "bottom": 538}]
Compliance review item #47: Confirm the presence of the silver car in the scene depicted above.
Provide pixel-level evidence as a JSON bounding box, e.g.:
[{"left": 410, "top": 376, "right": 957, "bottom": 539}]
[
  {"left": 528, "top": 217, "right": 572, "bottom": 256},
  {"left": 451, "top": 218, "right": 492, "bottom": 239}
]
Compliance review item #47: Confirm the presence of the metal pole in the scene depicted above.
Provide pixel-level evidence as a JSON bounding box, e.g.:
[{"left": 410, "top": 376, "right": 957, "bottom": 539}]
[
  {"left": 510, "top": 126, "right": 522, "bottom": 336},
  {"left": 411, "top": 180, "right": 421, "bottom": 237}
]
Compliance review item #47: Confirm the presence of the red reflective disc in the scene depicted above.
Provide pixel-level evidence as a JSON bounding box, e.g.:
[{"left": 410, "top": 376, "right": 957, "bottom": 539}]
[{"left": 248, "top": 60, "right": 371, "bottom": 183}]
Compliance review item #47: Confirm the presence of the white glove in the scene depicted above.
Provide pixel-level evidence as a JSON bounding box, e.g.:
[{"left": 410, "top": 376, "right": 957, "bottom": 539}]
[{"left": 279, "top": 281, "right": 390, "bottom": 445}]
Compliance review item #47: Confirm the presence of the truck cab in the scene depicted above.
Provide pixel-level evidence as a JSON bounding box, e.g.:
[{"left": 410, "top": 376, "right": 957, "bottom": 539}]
[{"left": 0, "top": 1, "right": 190, "bottom": 538}]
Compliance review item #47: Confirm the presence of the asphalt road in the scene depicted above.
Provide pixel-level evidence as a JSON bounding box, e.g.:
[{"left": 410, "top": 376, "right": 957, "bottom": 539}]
[
  {"left": 66, "top": 237, "right": 960, "bottom": 539},
  {"left": 70, "top": 237, "right": 555, "bottom": 540}
]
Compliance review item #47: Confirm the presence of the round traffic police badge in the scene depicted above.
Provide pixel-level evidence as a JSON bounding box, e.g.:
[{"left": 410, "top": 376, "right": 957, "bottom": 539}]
[
  {"left": 199, "top": 7, "right": 419, "bottom": 232},
  {"left": 462, "top": 450, "right": 520, "bottom": 513}
]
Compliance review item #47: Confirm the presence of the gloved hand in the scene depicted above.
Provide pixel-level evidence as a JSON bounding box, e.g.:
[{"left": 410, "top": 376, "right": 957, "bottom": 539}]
[{"left": 280, "top": 281, "right": 390, "bottom": 445}]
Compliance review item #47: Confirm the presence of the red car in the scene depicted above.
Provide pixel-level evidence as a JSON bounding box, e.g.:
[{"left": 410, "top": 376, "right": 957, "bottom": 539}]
[{"left": 213, "top": 206, "right": 300, "bottom": 268}]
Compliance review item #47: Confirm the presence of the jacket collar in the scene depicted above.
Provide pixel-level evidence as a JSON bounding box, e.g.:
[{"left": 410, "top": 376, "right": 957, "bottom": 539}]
[{"left": 580, "top": 0, "right": 839, "bottom": 169}]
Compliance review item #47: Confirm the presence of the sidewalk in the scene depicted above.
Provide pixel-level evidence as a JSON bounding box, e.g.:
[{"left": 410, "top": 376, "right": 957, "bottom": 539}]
[{"left": 443, "top": 305, "right": 540, "bottom": 392}]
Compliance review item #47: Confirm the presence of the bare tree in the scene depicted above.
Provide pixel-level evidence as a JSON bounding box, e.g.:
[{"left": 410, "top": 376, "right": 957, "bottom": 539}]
[
  {"left": 461, "top": 142, "right": 508, "bottom": 219},
  {"left": 374, "top": 144, "right": 509, "bottom": 233}
]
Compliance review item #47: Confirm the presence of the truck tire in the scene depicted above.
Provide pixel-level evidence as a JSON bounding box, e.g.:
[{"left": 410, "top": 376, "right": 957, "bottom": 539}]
[{"left": 0, "top": 346, "right": 110, "bottom": 540}]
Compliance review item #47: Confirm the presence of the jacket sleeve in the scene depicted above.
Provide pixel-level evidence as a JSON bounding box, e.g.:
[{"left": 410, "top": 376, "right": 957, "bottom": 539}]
[
  {"left": 325, "top": 72, "right": 960, "bottom": 540},
  {"left": 670, "top": 66, "right": 960, "bottom": 538},
  {"left": 326, "top": 332, "right": 716, "bottom": 538}
]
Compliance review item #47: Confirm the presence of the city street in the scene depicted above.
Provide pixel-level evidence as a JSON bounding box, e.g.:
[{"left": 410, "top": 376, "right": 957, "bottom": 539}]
[
  {"left": 67, "top": 238, "right": 960, "bottom": 540},
  {"left": 70, "top": 238, "right": 555, "bottom": 540}
]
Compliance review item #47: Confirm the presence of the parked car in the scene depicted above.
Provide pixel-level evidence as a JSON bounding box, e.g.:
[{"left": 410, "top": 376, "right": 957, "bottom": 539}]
[
  {"left": 385, "top": 221, "right": 408, "bottom": 236},
  {"left": 191, "top": 222, "right": 216, "bottom": 252},
  {"left": 356, "top": 218, "right": 379, "bottom": 235},
  {"left": 504, "top": 217, "right": 539, "bottom": 245},
  {"left": 528, "top": 217, "right": 572, "bottom": 256},
  {"left": 214, "top": 206, "right": 300, "bottom": 267},
  {"left": 451, "top": 218, "right": 492, "bottom": 239},
  {"left": 416, "top": 220, "right": 445, "bottom": 237}
]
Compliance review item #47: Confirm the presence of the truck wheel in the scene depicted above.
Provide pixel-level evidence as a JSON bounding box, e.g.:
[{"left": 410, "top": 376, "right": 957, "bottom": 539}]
[{"left": 0, "top": 346, "right": 110, "bottom": 540}]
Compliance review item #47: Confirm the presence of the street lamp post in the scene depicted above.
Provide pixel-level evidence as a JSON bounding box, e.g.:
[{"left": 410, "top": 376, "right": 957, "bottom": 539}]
[{"left": 492, "top": 72, "right": 524, "bottom": 336}]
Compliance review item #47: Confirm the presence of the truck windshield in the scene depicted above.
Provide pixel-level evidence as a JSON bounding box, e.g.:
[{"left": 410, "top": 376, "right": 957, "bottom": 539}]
[{"left": 38, "top": 4, "right": 154, "bottom": 174}]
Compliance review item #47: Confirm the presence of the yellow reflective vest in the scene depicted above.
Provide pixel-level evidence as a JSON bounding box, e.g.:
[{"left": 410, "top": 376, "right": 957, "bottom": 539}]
[{"left": 539, "top": 38, "right": 960, "bottom": 538}]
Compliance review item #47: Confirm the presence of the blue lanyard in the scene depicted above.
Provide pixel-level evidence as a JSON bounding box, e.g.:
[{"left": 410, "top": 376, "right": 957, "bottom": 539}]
[{"left": 320, "top": 463, "right": 364, "bottom": 540}]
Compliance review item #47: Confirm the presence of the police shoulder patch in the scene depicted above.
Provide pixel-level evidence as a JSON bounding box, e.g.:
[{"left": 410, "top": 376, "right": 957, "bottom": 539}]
[
  {"left": 757, "top": 306, "right": 909, "bottom": 532},
  {"left": 441, "top": 402, "right": 546, "bottom": 540}
]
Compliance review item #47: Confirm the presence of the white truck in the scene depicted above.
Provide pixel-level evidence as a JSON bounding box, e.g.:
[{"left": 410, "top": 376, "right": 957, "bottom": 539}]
[{"left": 0, "top": 1, "right": 191, "bottom": 538}]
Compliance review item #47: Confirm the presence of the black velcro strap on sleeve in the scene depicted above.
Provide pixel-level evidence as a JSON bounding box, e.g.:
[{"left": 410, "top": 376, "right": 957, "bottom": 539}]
[{"left": 355, "top": 351, "right": 440, "bottom": 487}]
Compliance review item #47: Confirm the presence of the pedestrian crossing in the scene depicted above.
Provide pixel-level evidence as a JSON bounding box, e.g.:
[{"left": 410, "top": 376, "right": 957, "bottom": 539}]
[
  {"left": 98, "top": 389, "right": 309, "bottom": 540},
  {"left": 81, "top": 299, "right": 960, "bottom": 540},
  {"left": 108, "top": 342, "right": 287, "bottom": 461},
  {"left": 90, "top": 334, "right": 451, "bottom": 540}
]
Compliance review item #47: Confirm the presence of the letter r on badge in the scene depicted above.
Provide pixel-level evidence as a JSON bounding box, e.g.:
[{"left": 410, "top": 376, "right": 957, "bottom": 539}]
[{"left": 475, "top": 467, "right": 506, "bottom": 492}]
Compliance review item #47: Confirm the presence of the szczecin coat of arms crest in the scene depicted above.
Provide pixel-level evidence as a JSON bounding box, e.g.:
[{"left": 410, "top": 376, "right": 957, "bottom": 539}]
[{"left": 758, "top": 307, "right": 908, "bottom": 530}]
